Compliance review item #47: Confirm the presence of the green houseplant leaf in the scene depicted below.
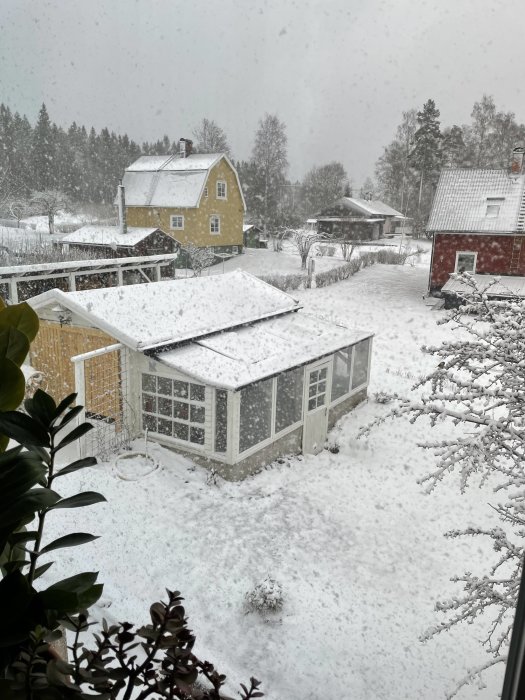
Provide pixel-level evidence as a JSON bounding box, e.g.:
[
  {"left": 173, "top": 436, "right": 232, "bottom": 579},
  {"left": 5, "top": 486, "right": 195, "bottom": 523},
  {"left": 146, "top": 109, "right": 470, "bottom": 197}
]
[
  {"left": 50, "top": 492, "right": 106, "bottom": 510},
  {"left": 0, "top": 302, "right": 39, "bottom": 346},
  {"left": 0, "top": 327, "right": 30, "bottom": 367},
  {"left": 0, "top": 412, "right": 51, "bottom": 448},
  {"left": 39, "top": 533, "right": 99, "bottom": 555}
]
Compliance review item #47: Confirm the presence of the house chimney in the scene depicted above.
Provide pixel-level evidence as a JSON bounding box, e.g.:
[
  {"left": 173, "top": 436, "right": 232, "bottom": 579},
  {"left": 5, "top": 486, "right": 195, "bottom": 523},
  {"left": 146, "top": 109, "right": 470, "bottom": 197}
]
[
  {"left": 510, "top": 146, "right": 525, "bottom": 174},
  {"left": 117, "top": 181, "right": 127, "bottom": 235},
  {"left": 179, "top": 138, "right": 193, "bottom": 158}
]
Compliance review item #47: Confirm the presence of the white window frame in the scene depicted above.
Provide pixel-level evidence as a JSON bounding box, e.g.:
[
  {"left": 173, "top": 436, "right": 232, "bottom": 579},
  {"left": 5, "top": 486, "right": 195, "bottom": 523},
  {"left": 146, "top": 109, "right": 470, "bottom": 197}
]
[
  {"left": 216, "top": 180, "right": 227, "bottom": 200},
  {"left": 141, "top": 371, "right": 207, "bottom": 449},
  {"left": 210, "top": 215, "right": 220, "bottom": 235},
  {"left": 169, "top": 214, "right": 184, "bottom": 230},
  {"left": 455, "top": 250, "right": 477, "bottom": 274}
]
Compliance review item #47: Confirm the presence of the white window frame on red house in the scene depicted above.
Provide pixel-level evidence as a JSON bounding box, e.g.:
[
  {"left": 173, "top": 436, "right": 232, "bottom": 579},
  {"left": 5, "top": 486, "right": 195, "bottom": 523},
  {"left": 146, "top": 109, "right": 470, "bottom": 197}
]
[
  {"left": 210, "top": 215, "right": 220, "bottom": 235},
  {"left": 169, "top": 214, "right": 184, "bottom": 230},
  {"left": 216, "top": 181, "right": 227, "bottom": 199},
  {"left": 455, "top": 251, "right": 477, "bottom": 273}
]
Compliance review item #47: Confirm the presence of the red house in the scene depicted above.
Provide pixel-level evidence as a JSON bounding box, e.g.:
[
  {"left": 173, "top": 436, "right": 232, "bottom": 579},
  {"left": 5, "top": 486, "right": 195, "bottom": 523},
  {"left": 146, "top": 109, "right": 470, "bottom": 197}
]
[{"left": 427, "top": 147, "right": 525, "bottom": 295}]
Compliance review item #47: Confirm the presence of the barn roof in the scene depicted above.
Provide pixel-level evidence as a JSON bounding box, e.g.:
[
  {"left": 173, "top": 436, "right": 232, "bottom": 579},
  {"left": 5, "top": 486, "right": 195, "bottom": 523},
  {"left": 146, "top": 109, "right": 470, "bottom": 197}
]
[
  {"left": 28, "top": 270, "right": 300, "bottom": 351},
  {"left": 158, "top": 312, "right": 372, "bottom": 390},
  {"left": 61, "top": 225, "right": 162, "bottom": 247},
  {"left": 121, "top": 153, "right": 246, "bottom": 210},
  {"left": 427, "top": 169, "right": 525, "bottom": 233}
]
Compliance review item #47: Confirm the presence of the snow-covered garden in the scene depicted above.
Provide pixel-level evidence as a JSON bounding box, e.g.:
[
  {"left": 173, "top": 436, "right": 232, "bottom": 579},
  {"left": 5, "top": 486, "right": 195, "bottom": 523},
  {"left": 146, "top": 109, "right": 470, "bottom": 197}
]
[{"left": 42, "top": 250, "right": 505, "bottom": 699}]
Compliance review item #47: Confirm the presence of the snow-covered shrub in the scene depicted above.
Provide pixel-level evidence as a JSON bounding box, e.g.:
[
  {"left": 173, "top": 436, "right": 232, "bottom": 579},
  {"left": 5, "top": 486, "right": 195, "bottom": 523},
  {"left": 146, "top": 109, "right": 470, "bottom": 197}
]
[
  {"left": 317, "top": 244, "right": 335, "bottom": 257},
  {"left": 259, "top": 272, "right": 304, "bottom": 291},
  {"left": 245, "top": 576, "right": 284, "bottom": 615},
  {"left": 374, "top": 391, "right": 393, "bottom": 404},
  {"left": 206, "top": 467, "right": 220, "bottom": 487}
]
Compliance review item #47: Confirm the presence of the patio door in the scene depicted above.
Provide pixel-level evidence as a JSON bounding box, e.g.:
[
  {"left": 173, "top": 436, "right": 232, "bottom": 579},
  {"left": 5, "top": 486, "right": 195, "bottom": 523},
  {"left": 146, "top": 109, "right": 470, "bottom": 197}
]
[{"left": 303, "top": 361, "right": 330, "bottom": 455}]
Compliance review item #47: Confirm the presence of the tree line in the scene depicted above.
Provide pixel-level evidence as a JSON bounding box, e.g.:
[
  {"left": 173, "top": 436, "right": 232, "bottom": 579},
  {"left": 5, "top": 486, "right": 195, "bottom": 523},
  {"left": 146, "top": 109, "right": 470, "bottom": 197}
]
[{"left": 374, "top": 94, "right": 525, "bottom": 232}]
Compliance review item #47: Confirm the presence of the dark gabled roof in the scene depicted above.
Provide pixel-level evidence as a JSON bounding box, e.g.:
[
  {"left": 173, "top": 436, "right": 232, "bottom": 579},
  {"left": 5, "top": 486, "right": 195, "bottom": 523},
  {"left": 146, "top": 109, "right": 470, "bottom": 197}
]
[{"left": 427, "top": 169, "right": 525, "bottom": 233}]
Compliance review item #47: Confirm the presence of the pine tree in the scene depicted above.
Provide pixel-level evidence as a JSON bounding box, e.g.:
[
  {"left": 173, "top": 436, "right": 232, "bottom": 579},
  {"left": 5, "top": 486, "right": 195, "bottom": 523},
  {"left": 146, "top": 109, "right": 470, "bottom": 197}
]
[
  {"left": 409, "top": 99, "right": 442, "bottom": 216},
  {"left": 32, "top": 103, "right": 56, "bottom": 191}
]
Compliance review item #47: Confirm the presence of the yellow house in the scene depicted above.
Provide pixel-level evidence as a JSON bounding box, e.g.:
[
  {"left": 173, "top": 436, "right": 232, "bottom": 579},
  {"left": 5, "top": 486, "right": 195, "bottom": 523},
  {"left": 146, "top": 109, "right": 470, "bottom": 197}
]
[{"left": 122, "top": 141, "right": 246, "bottom": 254}]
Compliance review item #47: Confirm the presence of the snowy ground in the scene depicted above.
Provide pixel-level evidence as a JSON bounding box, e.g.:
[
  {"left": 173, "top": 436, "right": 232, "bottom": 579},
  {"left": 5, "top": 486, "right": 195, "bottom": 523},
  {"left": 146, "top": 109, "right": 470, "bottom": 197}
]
[
  {"left": 20, "top": 210, "right": 93, "bottom": 233},
  {"left": 42, "top": 248, "right": 505, "bottom": 699}
]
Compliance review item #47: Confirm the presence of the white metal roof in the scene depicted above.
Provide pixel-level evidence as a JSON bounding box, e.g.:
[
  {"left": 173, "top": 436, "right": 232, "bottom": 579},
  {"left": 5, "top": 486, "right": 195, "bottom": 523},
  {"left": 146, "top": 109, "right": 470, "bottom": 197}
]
[
  {"left": 122, "top": 171, "right": 208, "bottom": 208},
  {"left": 28, "top": 270, "right": 300, "bottom": 351},
  {"left": 127, "top": 153, "right": 222, "bottom": 172},
  {"left": 158, "top": 312, "right": 372, "bottom": 390},
  {"left": 61, "top": 225, "right": 161, "bottom": 247},
  {"left": 442, "top": 273, "right": 525, "bottom": 297},
  {"left": 427, "top": 169, "right": 525, "bottom": 232},
  {"left": 121, "top": 152, "right": 246, "bottom": 211}
]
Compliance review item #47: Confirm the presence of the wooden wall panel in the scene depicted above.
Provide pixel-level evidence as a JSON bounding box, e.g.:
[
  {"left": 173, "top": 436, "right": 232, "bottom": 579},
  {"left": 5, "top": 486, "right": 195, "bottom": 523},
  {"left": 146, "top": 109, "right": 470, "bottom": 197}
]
[{"left": 30, "top": 321, "right": 120, "bottom": 421}]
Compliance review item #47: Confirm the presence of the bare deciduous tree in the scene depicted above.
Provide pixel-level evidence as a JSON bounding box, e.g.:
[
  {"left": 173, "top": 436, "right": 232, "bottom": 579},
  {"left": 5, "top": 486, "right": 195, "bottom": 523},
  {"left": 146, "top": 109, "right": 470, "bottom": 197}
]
[
  {"left": 192, "top": 118, "right": 231, "bottom": 157},
  {"left": 181, "top": 243, "right": 216, "bottom": 276},
  {"left": 29, "top": 189, "right": 70, "bottom": 235},
  {"left": 363, "top": 276, "right": 525, "bottom": 696},
  {"left": 288, "top": 228, "right": 324, "bottom": 270}
]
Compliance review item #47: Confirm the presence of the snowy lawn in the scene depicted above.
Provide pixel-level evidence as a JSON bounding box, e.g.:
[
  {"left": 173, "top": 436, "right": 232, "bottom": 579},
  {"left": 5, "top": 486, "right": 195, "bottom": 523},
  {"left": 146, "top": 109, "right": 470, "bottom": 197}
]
[
  {"left": 42, "top": 251, "right": 504, "bottom": 699},
  {"left": 187, "top": 236, "right": 414, "bottom": 279}
]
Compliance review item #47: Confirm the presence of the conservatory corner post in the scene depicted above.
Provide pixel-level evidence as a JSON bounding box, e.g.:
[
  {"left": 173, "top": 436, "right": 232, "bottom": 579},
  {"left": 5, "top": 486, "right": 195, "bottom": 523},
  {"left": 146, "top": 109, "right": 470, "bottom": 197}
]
[{"left": 73, "top": 359, "right": 87, "bottom": 458}]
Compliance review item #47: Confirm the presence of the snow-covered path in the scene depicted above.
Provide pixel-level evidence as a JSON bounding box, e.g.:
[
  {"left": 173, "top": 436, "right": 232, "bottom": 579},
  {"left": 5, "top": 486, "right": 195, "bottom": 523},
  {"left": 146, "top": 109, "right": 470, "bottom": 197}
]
[{"left": 45, "top": 257, "right": 504, "bottom": 699}]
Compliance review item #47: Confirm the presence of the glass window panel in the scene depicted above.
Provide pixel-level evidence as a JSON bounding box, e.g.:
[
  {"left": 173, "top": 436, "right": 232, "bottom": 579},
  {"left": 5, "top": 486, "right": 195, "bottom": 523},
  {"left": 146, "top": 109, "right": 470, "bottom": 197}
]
[
  {"left": 317, "top": 394, "right": 326, "bottom": 407},
  {"left": 173, "top": 380, "right": 188, "bottom": 398},
  {"left": 157, "top": 418, "right": 173, "bottom": 436},
  {"left": 142, "top": 414, "right": 157, "bottom": 432},
  {"left": 173, "top": 422, "right": 189, "bottom": 441},
  {"left": 352, "top": 339, "right": 370, "bottom": 389},
  {"left": 239, "top": 378, "right": 273, "bottom": 453},
  {"left": 190, "top": 426, "right": 205, "bottom": 445},
  {"left": 318, "top": 381, "right": 326, "bottom": 393},
  {"left": 142, "top": 374, "right": 156, "bottom": 392},
  {"left": 190, "top": 384, "right": 205, "bottom": 401},
  {"left": 158, "top": 397, "right": 173, "bottom": 416},
  {"left": 456, "top": 253, "right": 476, "bottom": 272},
  {"left": 190, "top": 405, "right": 205, "bottom": 423},
  {"left": 215, "top": 389, "right": 228, "bottom": 453},
  {"left": 309, "top": 384, "right": 317, "bottom": 397},
  {"left": 331, "top": 347, "right": 352, "bottom": 401},
  {"left": 142, "top": 394, "right": 156, "bottom": 413},
  {"left": 319, "top": 367, "right": 327, "bottom": 380},
  {"left": 173, "top": 401, "right": 189, "bottom": 420},
  {"left": 310, "top": 370, "right": 319, "bottom": 383},
  {"left": 308, "top": 397, "right": 317, "bottom": 411},
  {"left": 275, "top": 367, "right": 303, "bottom": 433},
  {"left": 157, "top": 377, "right": 173, "bottom": 396}
]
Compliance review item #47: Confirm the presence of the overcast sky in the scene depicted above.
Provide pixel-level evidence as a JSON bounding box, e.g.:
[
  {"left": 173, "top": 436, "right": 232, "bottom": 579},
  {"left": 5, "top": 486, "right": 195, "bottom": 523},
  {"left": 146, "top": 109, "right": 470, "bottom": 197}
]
[{"left": 1, "top": 0, "right": 524, "bottom": 185}]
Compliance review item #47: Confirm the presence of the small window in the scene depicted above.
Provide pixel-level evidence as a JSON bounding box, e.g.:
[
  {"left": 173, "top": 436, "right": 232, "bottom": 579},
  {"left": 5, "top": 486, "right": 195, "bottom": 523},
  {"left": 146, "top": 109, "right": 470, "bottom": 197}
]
[
  {"left": 239, "top": 378, "right": 273, "bottom": 453},
  {"left": 215, "top": 389, "right": 228, "bottom": 453},
  {"left": 275, "top": 367, "right": 303, "bottom": 433},
  {"left": 455, "top": 251, "right": 477, "bottom": 273},
  {"left": 232, "top": 245, "right": 239, "bottom": 254},
  {"left": 170, "top": 215, "right": 184, "bottom": 230},
  {"left": 485, "top": 197, "right": 504, "bottom": 218},
  {"left": 210, "top": 215, "right": 220, "bottom": 235},
  {"left": 331, "top": 347, "right": 352, "bottom": 401},
  {"left": 216, "top": 181, "right": 227, "bottom": 199}
]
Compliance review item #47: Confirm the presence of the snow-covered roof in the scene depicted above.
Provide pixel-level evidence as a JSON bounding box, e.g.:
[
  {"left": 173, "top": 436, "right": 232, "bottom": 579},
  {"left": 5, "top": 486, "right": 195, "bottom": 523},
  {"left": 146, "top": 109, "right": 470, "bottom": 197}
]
[
  {"left": 121, "top": 153, "right": 246, "bottom": 211},
  {"left": 61, "top": 225, "right": 161, "bottom": 247},
  {"left": 122, "top": 171, "right": 208, "bottom": 208},
  {"left": 28, "top": 270, "right": 300, "bottom": 351},
  {"left": 427, "top": 169, "right": 525, "bottom": 233},
  {"left": 158, "top": 312, "right": 372, "bottom": 390},
  {"left": 318, "top": 197, "right": 403, "bottom": 218},
  {"left": 442, "top": 273, "right": 525, "bottom": 297},
  {"left": 127, "top": 154, "right": 222, "bottom": 172}
]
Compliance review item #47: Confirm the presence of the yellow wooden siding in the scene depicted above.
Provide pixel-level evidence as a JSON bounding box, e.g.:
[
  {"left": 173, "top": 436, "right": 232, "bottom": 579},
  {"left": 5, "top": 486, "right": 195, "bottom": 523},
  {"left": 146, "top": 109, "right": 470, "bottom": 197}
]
[
  {"left": 30, "top": 321, "right": 121, "bottom": 422},
  {"left": 126, "top": 158, "right": 244, "bottom": 247}
]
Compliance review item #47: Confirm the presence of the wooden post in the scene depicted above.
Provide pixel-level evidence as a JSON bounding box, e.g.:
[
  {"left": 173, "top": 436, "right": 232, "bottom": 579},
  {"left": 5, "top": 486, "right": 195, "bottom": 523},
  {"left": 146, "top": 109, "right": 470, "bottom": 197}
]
[
  {"left": 8, "top": 278, "right": 18, "bottom": 304},
  {"left": 73, "top": 359, "right": 86, "bottom": 458}
]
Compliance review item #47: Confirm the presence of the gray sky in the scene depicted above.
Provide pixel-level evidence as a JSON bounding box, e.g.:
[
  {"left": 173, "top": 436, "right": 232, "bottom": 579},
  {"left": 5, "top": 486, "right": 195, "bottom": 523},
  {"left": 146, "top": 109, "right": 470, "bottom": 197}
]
[{"left": 1, "top": 0, "right": 524, "bottom": 185}]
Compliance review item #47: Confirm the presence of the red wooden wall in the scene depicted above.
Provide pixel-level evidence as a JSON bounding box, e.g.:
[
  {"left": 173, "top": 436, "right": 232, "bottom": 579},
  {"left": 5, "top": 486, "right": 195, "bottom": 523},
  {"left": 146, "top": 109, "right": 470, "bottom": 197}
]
[{"left": 430, "top": 233, "right": 525, "bottom": 290}]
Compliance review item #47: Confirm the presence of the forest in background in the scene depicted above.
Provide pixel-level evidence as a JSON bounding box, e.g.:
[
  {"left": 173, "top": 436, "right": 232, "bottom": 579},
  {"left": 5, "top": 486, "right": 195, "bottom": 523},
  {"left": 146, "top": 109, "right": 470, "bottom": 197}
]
[{"left": 0, "top": 95, "right": 524, "bottom": 232}]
